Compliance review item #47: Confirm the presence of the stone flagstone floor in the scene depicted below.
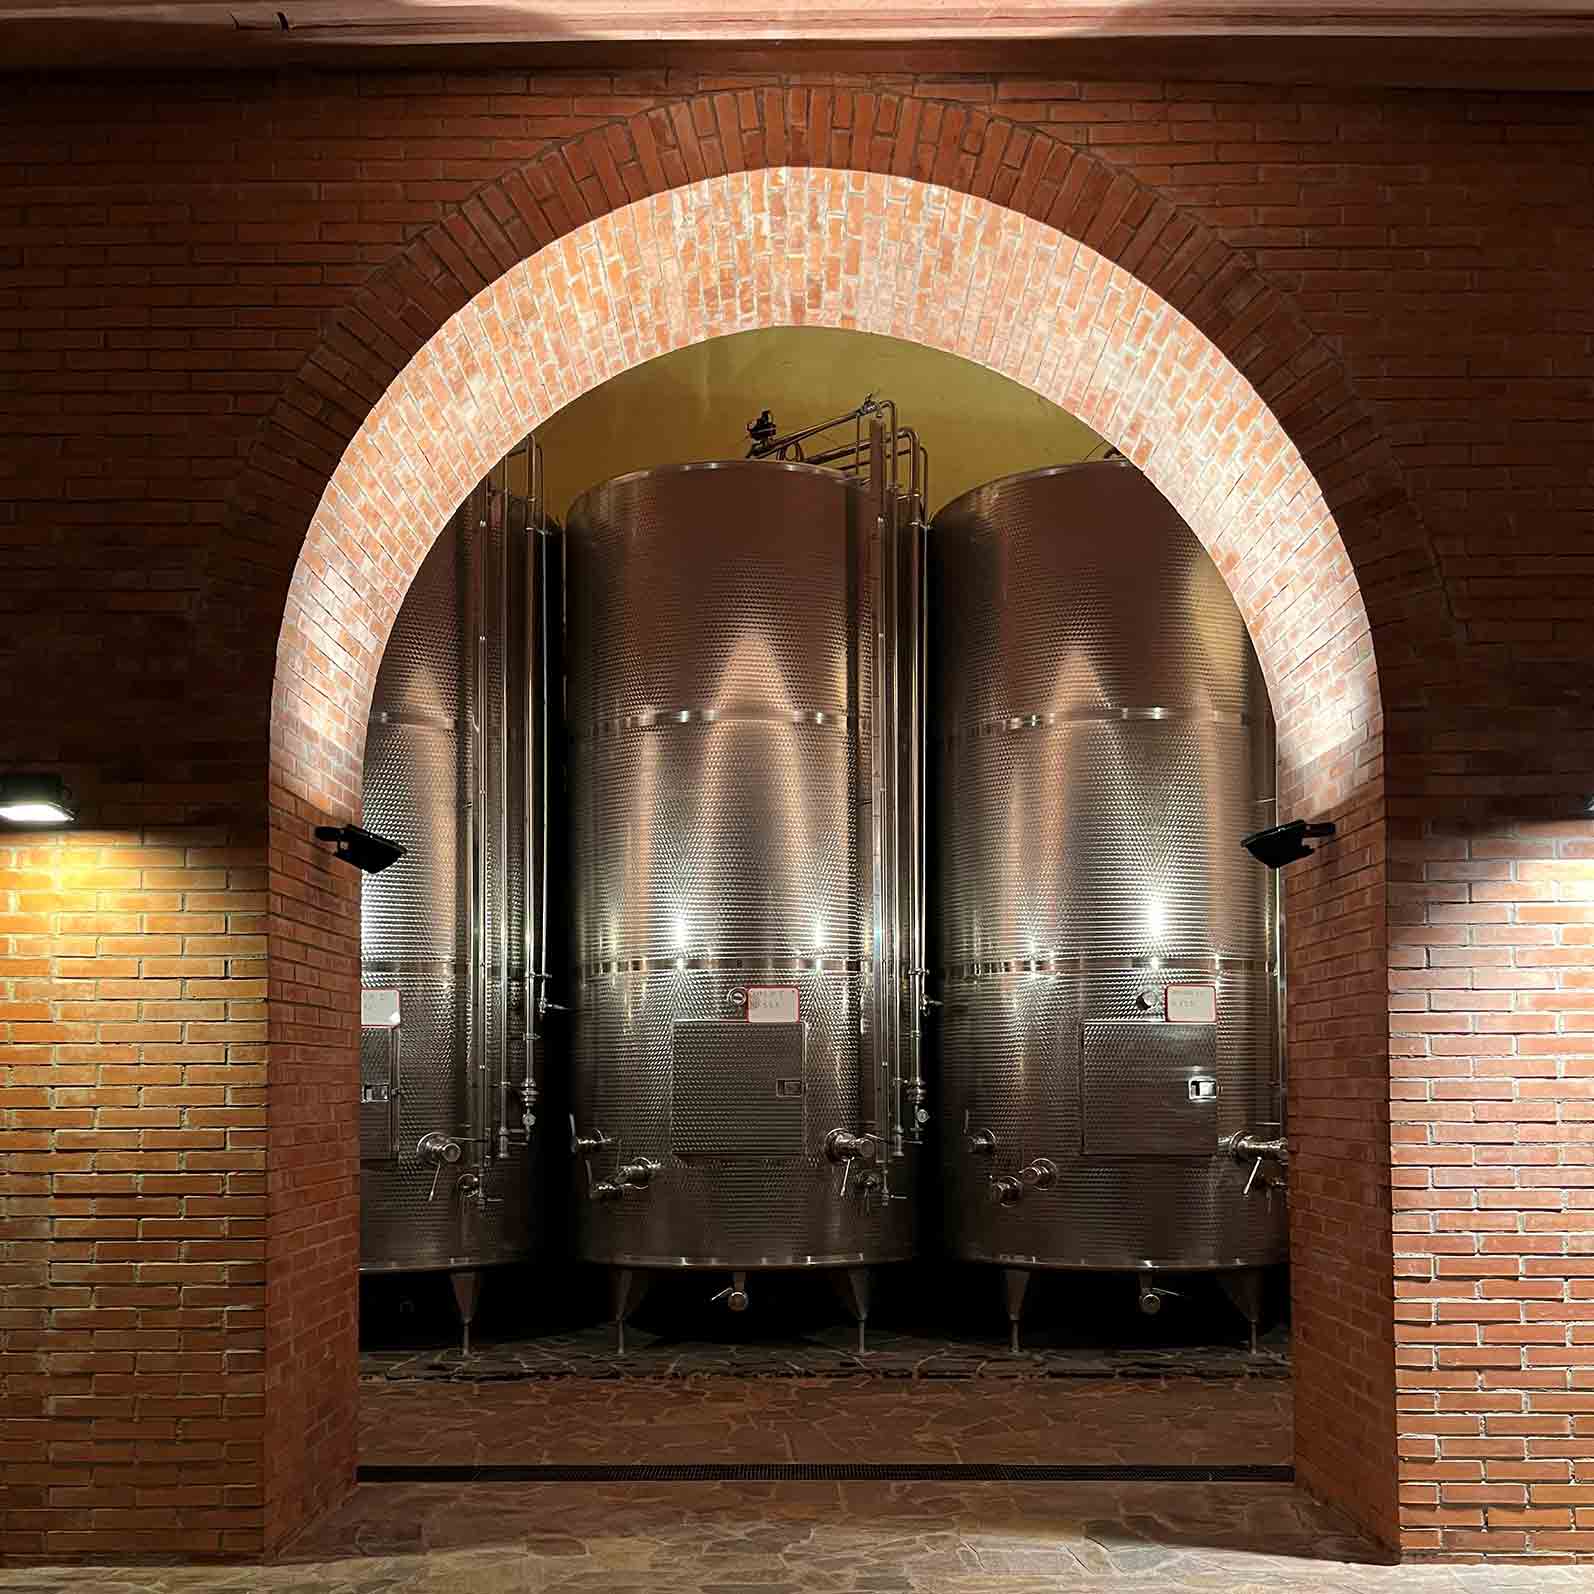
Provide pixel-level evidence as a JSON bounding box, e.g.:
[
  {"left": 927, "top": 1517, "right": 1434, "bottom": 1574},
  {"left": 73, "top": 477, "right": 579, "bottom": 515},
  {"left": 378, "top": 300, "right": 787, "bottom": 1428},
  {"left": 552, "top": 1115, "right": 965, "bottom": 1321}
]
[
  {"left": 358, "top": 1374, "right": 1293, "bottom": 1468},
  {"left": 7, "top": 1478, "right": 1594, "bottom": 1592}
]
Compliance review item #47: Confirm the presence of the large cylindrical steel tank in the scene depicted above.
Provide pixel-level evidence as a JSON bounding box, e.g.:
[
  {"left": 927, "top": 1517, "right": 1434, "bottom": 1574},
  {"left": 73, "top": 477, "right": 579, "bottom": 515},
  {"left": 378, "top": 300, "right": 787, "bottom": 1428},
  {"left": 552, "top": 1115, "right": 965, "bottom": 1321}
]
[
  {"left": 358, "top": 445, "right": 551, "bottom": 1291},
  {"left": 564, "top": 460, "right": 918, "bottom": 1285},
  {"left": 931, "top": 461, "right": 1285, "bottom": 1307}
]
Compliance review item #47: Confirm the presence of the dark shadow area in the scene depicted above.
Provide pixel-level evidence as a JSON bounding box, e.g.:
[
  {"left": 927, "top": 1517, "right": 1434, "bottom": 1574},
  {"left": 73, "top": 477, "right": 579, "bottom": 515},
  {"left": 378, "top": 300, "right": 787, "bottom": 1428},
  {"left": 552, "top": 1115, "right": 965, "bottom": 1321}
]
[{"left": 360, "top": 1258, "right": 1289, "bottom": 1373}]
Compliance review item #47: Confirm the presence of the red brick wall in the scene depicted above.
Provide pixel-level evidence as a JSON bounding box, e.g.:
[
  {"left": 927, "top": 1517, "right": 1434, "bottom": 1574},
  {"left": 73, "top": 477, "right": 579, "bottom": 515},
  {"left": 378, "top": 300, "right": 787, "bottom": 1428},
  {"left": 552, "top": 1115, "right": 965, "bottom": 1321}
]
[
  {"left": 2, "top": 65, "right": 1591, "bottom": 1562},
  {"left": 1288, "top": 780, "right": 1397, "bottom": 1544}
]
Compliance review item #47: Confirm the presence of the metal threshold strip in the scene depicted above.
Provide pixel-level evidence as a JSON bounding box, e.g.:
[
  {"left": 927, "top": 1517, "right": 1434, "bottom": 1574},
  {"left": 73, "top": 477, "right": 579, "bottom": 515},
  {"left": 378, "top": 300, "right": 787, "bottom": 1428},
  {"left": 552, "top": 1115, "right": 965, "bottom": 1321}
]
[{"left": 357, "top": 1461, "right": 1293, "bottom": 1484}]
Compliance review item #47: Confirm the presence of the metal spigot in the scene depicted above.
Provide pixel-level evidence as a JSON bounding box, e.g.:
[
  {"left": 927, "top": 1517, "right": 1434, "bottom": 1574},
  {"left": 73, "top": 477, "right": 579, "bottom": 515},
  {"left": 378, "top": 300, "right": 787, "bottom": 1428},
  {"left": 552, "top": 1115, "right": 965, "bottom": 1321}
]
[
  {"left": 825, "top": 1129, "right": 879, "bottom": 1197},
  {"left": 1137, "top": 1277, "right": 1181, "bottom": 1316},
  {"left": 417, "top": 1131, "right": 463, "bottom": 1202},
  {"left": 570, "top": 1115, "right": 610, "bottom": 1156},
  {"left": 1225, "top": 1130, "right": 1289, "bottom": 1196},
  {"left": 590, "top": 1155, "right": 659, "bottom": 1202},
  {"left": 966, "top": 1128, "right": 998, "bottom": 1157},
  {"left": 457, "top": 1171, "right": 500, "bottom": 1211},
  {"left": 711, "top": 1270, "right": 750, "bottom": 1312},
  {"left": 989, "top": 1174, "right": 1024, "bottom": 1207},
  {"left": 825, "top": 1129, "right": 878, "bottom": 1165},
  {"left": 1020, "top": 1157, "right": 1058, "bottom": 1190}
]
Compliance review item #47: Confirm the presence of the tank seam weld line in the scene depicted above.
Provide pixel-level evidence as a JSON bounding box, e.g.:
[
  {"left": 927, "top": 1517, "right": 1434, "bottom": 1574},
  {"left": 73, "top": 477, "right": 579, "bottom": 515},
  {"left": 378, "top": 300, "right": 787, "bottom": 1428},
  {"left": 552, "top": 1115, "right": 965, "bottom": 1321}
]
[
  {"left": 572, "top": 705, "right": 856, "bottom": 742},
  {"left": 574, "top": 954, "right": 868, "bottom": 981},
  {"left": 938, "top": 955, "right": 1275, "bottom": 979},
  {"left": 940, "top": 707, "right": 1253, "bottom": 742}
]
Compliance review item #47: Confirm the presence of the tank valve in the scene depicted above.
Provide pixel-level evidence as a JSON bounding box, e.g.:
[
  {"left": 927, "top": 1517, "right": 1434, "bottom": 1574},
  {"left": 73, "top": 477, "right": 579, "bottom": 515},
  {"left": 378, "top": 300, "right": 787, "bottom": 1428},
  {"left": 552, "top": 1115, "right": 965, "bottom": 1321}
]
[
  {"left": 966, "top": 1128, "right": 998, "bottom": 1157},
  {"left": 1225, "top": 1131, "right": 1289, "bottom": 1196},
  {"left": 617, "top": 1156, "right": 659, "bottom": 1189},
  {"left": 825, "top": 1129, "right": 878, "bottom": 1165},
  {"left": 591, "top": 1156, "right": 659, "bottom": 1202},
  {"left": 1137, "top": 1277, "right": 1181, "bottom": 1316},
  {"left": 417, "top": 1132, "right": 463, "bottom": 1202},
  {"left": 711, "top": 1271, "right": 750, "bottom": 1312},
  {"left": 825, "top": 1129, "right": 879, "bottom": 1198},
  {"left": 456, "top": 1171, "right": 500, "bottom": 1212},
  {"left": 1020, "top": 1157, "right": 1058, "bottom": 1190},
  {"left": 989, "top": 1174, "right": 1024, "bottom": 1207},
  {"left": 569, "top": 1115, "right": 610, "bottom": 1156}
]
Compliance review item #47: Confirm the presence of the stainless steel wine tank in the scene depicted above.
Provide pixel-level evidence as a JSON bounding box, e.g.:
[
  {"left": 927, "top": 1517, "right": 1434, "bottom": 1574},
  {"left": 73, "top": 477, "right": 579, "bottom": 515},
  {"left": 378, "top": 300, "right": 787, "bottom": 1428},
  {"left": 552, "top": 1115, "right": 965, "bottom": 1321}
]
[
  {"left": 357, "top": 439, "right": 553, "bottom": 1343},
  {"left": 930, "top": 460, "right": 1286, "bottom": 1345},
  {"left": 563, "top": 433, "right": 927, "bottom": 1336}
]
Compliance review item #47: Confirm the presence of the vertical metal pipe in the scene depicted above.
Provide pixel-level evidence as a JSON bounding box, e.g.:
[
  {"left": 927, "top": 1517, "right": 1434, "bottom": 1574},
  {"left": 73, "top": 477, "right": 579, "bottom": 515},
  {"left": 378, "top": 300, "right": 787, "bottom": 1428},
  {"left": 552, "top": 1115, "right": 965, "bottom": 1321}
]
[
  {"left": 867, "top": 413, "right": 899, "bottom": 1151},
  {"left": 537, "top": 469, "right": 557, "bottom": 1017},
  {"left": 494, "top": 454, "right": 513, "bottom": 1161},
  {"left": 468, "top": 481, "right": 488, "bottom": 1172},
  {"left": 524, "top": 441, "right": 543, "bottom": 1120},
  {"left": 906, "top": 488, "right": 926, "bottom": 1140},
  {"left": 1272, "top": 765, "right": 1287, "bottom": 1131}
]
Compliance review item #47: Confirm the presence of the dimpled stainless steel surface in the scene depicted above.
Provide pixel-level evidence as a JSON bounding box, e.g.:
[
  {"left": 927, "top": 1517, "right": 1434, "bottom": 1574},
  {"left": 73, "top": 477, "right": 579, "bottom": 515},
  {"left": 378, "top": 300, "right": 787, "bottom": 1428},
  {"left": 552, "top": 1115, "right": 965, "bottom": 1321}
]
[
  {"left": 358, "top": 479, "right": 543, "bottom": 1275},
  {"left": 931, "top": 461, "right": 1285, "bottom": 1271},
  {"left": 566, "top": 462, "right": 917, "bottom": 1269}
]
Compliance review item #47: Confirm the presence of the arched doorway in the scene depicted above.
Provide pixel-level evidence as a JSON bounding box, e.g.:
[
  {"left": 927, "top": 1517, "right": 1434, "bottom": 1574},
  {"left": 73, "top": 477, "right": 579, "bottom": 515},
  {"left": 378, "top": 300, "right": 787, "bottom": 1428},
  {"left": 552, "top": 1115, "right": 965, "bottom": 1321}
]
[{"left": 264, "top": 150, "right": 1395, "bottom": 1554}]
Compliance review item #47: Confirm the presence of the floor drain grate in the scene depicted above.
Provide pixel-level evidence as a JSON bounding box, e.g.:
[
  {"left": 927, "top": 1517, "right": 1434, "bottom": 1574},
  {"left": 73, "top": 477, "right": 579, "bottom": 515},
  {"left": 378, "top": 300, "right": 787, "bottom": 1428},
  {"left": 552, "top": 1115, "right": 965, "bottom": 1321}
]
[{"left": 357, "top": 1461, "right": 1294, "bottom": 1484}]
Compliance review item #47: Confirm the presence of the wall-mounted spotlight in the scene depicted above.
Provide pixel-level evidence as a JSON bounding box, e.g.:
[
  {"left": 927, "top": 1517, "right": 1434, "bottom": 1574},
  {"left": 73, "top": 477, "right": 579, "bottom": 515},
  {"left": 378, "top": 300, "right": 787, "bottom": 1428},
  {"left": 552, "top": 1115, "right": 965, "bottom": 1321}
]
[
  {"left": 0, "top": 773, "right": 76, "bottom": 825},
  {"left": 314, "top": 823, "right": 406, "bottom": 875},
  {"left": 1240, "top": 819, "right": 1336, "bottom": 870}
]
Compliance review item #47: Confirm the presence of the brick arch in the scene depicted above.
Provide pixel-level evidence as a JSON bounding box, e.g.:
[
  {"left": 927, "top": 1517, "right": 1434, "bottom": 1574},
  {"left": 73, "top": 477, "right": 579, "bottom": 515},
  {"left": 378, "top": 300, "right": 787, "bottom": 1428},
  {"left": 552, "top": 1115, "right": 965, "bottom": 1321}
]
[
  {"left": 263, "top": 158, "right": 1400, "bottom": 1554},
  {"left": 252, "top": 92, "right": 1424, "bottom": 827},
  {"left": 271, "top": 167, "right": 1385, "bottom": 821}
]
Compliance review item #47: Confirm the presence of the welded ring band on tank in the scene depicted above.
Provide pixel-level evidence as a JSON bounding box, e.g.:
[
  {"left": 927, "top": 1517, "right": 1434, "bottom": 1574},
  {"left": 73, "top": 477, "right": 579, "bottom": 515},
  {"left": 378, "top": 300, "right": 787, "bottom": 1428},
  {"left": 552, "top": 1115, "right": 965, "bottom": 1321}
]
[
  {"left": 368, "top": 707, "right": 459, "bottom": 731},
  {"left": 362, "top": 958, "right": 460, "bottom": 978},
  {"left": 573, "top": 705, "right": 855, "bottom": 743},
  {"left": 937, "top": 953, "right": 1275, "bottom": 981},
  {"left": 940, "top": 706, "right": 1253, "bottom": 744},
  {"left": 575, "top": 954, "right": 865, "bottom": 982}
]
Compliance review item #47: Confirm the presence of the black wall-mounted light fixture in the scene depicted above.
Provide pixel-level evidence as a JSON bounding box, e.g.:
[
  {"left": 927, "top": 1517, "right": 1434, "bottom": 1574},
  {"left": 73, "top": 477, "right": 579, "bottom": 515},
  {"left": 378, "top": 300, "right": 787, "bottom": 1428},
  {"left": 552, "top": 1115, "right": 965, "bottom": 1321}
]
[
  {"left": 0, "top": 772, "right": 76, "bottom": 826},
  {"left": 314, "top": 822, "right": 406, "bottom": 875},
  {"left": 1240, "top": 818, "right": 1337, "bottom": 870}
]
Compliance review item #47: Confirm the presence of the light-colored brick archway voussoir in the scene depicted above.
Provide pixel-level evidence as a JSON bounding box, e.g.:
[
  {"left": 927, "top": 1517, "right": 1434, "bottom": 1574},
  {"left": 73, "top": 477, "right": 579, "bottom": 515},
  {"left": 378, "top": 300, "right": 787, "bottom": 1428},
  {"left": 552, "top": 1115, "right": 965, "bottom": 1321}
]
[{"left": 273, "top": 166, "right": 1379, "bottom": 830}]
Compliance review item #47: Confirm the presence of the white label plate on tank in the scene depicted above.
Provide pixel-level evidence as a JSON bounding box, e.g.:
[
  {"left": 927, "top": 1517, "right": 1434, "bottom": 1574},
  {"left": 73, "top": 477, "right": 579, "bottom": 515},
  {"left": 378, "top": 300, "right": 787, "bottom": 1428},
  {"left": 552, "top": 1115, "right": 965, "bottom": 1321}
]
[
  {"left": 1165, "top": 984, "right": 1217, "bottom": 1024},
  {"left": 361, "top": 988, "right": 401, "bottom": 1028},
  {"left": 747, "top": 985, "right": 800, "bottom": 1024}
]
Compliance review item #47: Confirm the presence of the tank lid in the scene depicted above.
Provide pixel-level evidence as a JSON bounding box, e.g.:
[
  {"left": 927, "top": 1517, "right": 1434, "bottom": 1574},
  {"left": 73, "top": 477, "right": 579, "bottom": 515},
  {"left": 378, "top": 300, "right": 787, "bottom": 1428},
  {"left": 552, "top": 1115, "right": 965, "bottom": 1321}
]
[
  {"left": 931, "top": 457, "right": 1149, "bottom": 528},
  {"left": 566, "top": 456, "right": 867, "bottom": 526}
]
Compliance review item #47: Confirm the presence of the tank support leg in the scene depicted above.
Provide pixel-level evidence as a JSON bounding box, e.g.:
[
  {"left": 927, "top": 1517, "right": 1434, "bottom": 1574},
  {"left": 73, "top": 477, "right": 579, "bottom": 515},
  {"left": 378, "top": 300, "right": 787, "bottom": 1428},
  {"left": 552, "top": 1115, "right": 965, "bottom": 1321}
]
[
  {"left": 830, "top": 1267, "right": 872, "bottom": 1355},
  {"left": 1002, "top": 1268, "right": 1030, "bottom": 1355},
  {"left": 450, "top": 1269, "right": 482, "bottom": 1358},
  {"left": 610, "top": 1267, "right": 651, "bottom": 1359},
  {"left": 1217, "top": 1268, "right": 1265, "bottom": 1356}
]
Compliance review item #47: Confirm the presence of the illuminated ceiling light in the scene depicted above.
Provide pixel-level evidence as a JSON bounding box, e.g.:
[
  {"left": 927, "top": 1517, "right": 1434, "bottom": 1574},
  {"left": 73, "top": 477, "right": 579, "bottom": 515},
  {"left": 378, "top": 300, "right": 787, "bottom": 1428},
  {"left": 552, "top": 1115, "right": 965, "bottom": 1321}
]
[{"left": 0, "top": 773, "right": 75, "bottom": 825}]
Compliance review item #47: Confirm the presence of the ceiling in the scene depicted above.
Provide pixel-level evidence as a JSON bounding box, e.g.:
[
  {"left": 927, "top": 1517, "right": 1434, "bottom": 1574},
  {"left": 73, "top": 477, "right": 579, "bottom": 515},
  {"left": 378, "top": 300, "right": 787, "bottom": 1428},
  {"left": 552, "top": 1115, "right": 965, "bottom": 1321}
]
[{"left": 9, "top": 1, "right": 1594, "bottom": 82}]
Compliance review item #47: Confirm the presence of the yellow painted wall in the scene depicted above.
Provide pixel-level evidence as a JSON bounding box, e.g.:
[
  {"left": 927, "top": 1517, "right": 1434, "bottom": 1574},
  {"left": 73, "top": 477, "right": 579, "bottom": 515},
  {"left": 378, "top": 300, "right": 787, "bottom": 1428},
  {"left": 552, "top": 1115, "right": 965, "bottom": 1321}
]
[{"left": 528, "top": 327, "right": 1102, "bottom": 521}]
